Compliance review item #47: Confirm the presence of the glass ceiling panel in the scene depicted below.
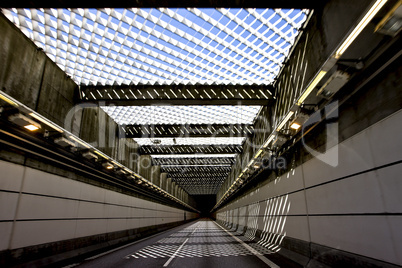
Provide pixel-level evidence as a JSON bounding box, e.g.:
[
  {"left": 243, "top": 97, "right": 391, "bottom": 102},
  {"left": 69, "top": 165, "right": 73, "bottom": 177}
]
[
  {"left": 3, "top": 8, "right": 308, "bottom": 86},
  {"left": 102, "top": 105, "right": 261, "bottom": 125},
  {"left": 134, "top": 137, "right": 246, "bottom": 146}
]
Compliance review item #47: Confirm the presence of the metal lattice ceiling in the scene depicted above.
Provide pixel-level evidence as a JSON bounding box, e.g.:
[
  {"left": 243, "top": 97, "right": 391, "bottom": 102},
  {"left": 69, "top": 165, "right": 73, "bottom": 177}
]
[
  {"left": 3, "top": 8, "right": 308, "bottom": 86},
  {"left": 2, "top": 7, "right": 309, "bottom": 195}
]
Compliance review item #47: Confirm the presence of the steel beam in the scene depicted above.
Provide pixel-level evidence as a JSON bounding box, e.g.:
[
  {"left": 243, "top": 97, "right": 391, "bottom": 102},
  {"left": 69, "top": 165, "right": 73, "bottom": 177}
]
[
  {"left": 140, "top": 145, "right": 243, "bottom": 154},
  {"left": 79, "top": 84, "right": 275, "bottom": 106},
  {"left": 153, "top": 157, "right": 235, "bottom": 165},
  {"left": 124, "top": 124, "right": 253, "bottom": 138}
]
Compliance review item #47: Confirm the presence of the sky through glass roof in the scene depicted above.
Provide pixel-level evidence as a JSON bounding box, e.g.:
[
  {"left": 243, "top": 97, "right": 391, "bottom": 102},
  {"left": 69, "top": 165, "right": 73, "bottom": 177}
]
[{"left": 3, "top": 8, "right": 308, "bottom": 86}]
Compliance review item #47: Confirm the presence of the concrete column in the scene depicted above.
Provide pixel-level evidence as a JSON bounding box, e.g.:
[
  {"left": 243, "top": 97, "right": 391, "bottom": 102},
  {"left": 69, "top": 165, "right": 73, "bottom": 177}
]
[
  {"left": 151, "top": 165, "right": 161, "bottom": 186},
  {"left": 171, "top": 181, "right": 176, "bottom": 196},
  {"left": 179, "top": 188, "right": 183, "bottom": 200},
  {"left": 137, "top": 155, "right": 152, "bottom": 181},
  {"left": 160, "top": 173, "right": 168, "bottom": 191},
  {"left": 166, "top": 177, "right": 172, "bottom": 194}
]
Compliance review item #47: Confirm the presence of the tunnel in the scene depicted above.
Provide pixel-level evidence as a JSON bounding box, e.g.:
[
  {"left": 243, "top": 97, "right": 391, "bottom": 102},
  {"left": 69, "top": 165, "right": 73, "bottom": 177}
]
[{"left": 0, "top": 0, "right": 401, "bottom": 267}]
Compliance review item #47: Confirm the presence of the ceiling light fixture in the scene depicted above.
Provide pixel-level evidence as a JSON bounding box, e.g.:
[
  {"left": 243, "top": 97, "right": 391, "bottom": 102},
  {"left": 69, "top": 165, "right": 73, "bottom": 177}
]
[
  {"left": 81, "top": 151, "right": 98, "bottom": 160},
  {"left": 316, "top": 69, "right": 351, "bottom": 99},
  {"left": 94, "top": 150, "right": 108, "bottom": 159},
  {"left": 290, "top": 113, "right": 309, "bottom": 131},
  {"left": 29, "top": 113, "right": 63, "bottom": 133},
  {"left": 297, "top": 70, "right": 327, "bottom": 106},
  {"left": 254, "top": 149, "right": 263, "bottom": 159},
  {"left": 375, "top": 1, "right": 402, "bottom": 36},
  {"left": 0, "top": 92, "right": 18, "bottom": 106},
  {"left": 69, "top": 136, "right": 90, "bottom": 148},
  {"left": 54, "top": 137, "right": 75, "bottom": 147},
  {"left": 9, "top": 113, "right": 41, "bottom": 131},
  {"left": 335, "top": 0, "right": 388, "bottom": 58},
  {"left": 276, "top": 111, "right": 295, "bottom": 132},
  {"left": 102, "top": 162, "right": 114, "bottom": 170},
  {"left": 263, "top": 134, "right": 276, "bottom": 148},
  {"left": 24, "top": 124, "right": 40, "bottom": 131}
]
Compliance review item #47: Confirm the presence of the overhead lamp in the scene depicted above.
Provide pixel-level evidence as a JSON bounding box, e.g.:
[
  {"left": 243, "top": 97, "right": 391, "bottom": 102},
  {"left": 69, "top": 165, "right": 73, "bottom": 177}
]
[
  {"left": 253, "top": 162, "right": 261, "bottom": 169},
  {"left": 0, "top": 92, "right": 18, "bottom": 107},
  {"left": 9, "top": 113, "right": 41, "bottom": 131},
  {"left": 254, "top": 149, "right": 263, "bottom": 159},
  {"left": 54, "top": 137, "right": 75, "bottom": 147},
  {"left": 24, "top": 124, "right": 40, "bottom": 131},
  {"left": 94, "top": 150, "right": 108, "bottom": 159},
  {"left": 272, "top": 133, "right": 289, "bottom": 147},
  {"left": 335, "top": 0, "right": 388, "bottom": 58},
  {"left": 29, "top": 113, "right": 63, "bottom": 133},
  {"left": 317, "top": 69, "right": 350, "bottom": 99},
  {"left": 290, "top": 113, "right": 309, "bottom": 131},
  {"left": 297, "top": 71, "right": 327, "bottom": 106},
  {"left": 276, "top": 111, "right": 295, "bottom": 132},
  {"left": 81, "top": 150, "right": 98, "bottom": 160},
  {"left": 263, "top": 134, "right": 275, "bottom": 148},
  {"left": 116, "top": 169, "right": 126, "bottom": 175},
  {"left": 247, "top": 160, "right": 255, "bottom": 168},
  {"left": 102, "top": 162, "right": 114, "bottom": 170},
  {"left": 375, "top": 1, "right": 402, "bottom": 36}
]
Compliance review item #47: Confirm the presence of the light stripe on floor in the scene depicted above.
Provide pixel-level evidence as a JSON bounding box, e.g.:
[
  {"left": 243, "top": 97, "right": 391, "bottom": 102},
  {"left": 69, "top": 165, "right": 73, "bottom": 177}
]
[
  {"left": 214, "top": 221, "right": 280, "bottom": 268},
  {"left": 163, "top": 238, "right": 189, "bottom": 267}
]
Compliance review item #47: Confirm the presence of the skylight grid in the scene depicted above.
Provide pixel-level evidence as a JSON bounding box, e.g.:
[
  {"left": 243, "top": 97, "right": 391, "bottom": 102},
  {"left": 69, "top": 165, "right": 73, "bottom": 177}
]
[
  {"left": 134, "top": 137, "right": 246, "bottom": 146},
  {"left": 102, "top": 105, "right": 261, "bottom": 125},
  {"left": 3, "top": 8, "right": 308, "bottom": 86},
  {"left": 151, "top": 154, "right": 236, "bottom": 158}
]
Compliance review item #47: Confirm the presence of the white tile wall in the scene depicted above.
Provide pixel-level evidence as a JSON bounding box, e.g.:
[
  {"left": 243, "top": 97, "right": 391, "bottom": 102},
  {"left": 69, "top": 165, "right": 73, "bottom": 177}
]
[
  {"left": 0, "top": 222, "right": 13, "bottom": 251},
  {"left": 16, "top": 195, "right": 79, "bottom": 220},
  {"left": 309, "top": 216, "right": 399, "bottom": 265},
  {"left": 0, "top": 157, "right": 193, "bottom": 252},
  {"left": 11, "top": 220, "right": 77, "bottom": 249},
  {"left": 367, "top": 110, "right": 402, "bottom": 167},
  {"left": 374, "top": 164, "right": 402, "bottom": 213},
  {"left": 74, "top": 219, "right": 108, "bottom": 238},
  {"left": 0, "top": 192, "right": 19, "bottom": 221},
  {"left": 0, "top": 160, "right": 24, "bottom": 191},
  {"left": 23, "top": 167, "right": 81, "bottom": 199},
  {"left": 305, "top": 171, "right": 385, "bottom": 214}
]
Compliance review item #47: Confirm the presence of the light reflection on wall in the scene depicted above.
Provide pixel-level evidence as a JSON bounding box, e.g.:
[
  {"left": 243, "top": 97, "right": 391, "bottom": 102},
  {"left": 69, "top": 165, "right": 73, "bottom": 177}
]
[{"left": 217, "top": 194, "right": 290, "bottom": 253}]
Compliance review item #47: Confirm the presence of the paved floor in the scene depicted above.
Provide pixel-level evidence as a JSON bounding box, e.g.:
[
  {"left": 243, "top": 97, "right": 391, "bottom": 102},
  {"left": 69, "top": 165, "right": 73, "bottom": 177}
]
[{"left": 72, "top": 219, "right": 295, "bottom": 268}]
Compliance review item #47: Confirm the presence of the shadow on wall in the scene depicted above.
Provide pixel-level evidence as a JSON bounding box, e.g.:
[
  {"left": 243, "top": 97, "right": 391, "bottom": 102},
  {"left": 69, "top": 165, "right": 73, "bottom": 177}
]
[{"left": 217, "top": 194, "right": 290, "bottom": 253}]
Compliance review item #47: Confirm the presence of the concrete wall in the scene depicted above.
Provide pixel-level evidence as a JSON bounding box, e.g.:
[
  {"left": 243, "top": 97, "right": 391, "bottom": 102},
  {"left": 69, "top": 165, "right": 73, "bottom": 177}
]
[
  {"left": 216, "top": 109, "right": 402, "bottom": 267},
  {"left": 0, "top": 13, "right": 77, "bottom": 128},
  {"left": 0, "top": 159, "right": 197, "bottom": 266}
]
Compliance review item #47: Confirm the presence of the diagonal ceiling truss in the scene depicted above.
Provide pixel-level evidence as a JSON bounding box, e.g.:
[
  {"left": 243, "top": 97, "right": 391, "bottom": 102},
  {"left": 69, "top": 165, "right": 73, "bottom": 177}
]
[
  {"left": 140, "top": 145, "right": 243, "bottom": 154},
  {"left": 122, "top": 124, "right": 254, "bottom": 138},
  {"left": 79, "top": 84, "right": 275, "bottom": 105}
]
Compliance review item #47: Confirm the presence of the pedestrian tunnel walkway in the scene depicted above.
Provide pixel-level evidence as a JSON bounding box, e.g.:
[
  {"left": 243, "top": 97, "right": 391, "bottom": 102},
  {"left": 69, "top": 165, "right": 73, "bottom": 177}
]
[{"left": 0, "top": 1, "right": 401, "bottom": 267}]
